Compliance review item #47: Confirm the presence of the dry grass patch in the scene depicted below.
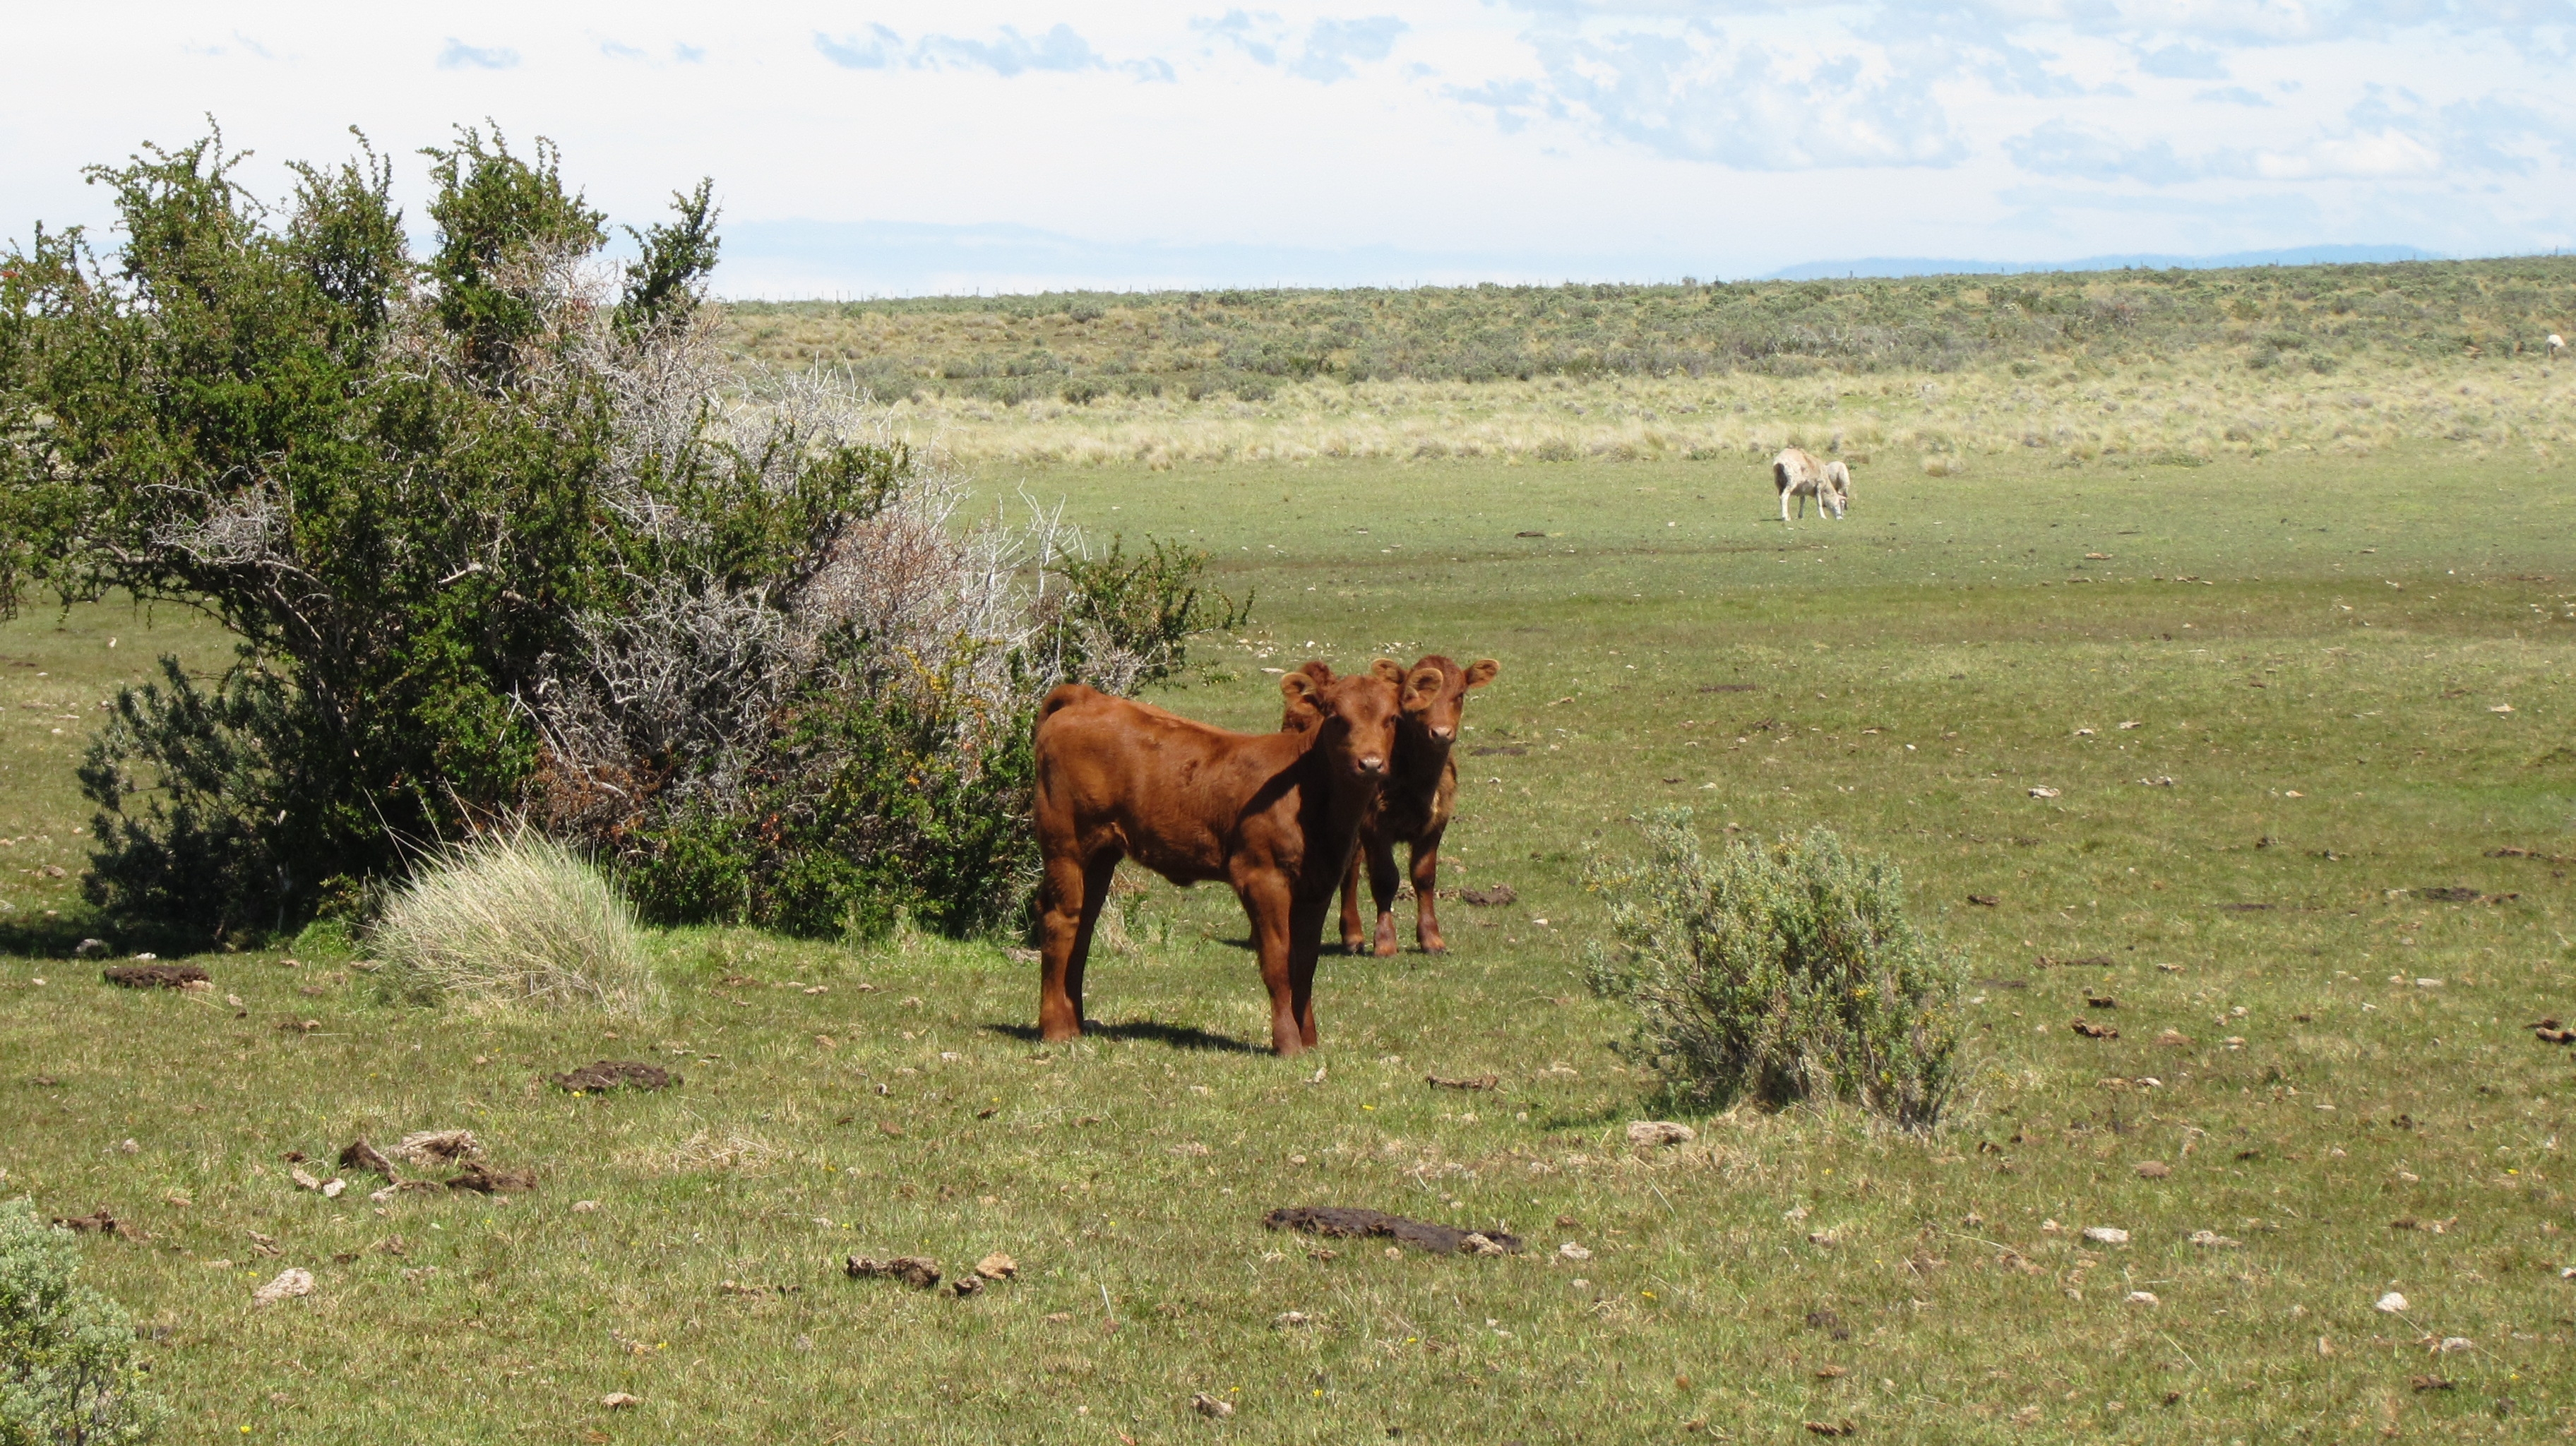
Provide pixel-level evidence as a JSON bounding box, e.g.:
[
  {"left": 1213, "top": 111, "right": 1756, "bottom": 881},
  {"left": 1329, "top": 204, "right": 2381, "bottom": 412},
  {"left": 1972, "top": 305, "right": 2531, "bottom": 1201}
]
[{"left": 371, "top": 831, "right": 657, "bottom": 1017}]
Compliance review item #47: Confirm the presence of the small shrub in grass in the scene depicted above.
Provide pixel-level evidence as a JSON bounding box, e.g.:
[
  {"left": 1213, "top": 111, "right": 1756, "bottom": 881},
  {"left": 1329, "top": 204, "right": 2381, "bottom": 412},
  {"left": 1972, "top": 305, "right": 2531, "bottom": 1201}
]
[
  {"left": 373, "top": 833, "right": 656, "bottom": 1017},
  {"left": 1584, "top": 815, "right": 1967, "bottom": 1131},
  {"left": 0, "top": 1202, "right": 166, "bottom": 1446}
]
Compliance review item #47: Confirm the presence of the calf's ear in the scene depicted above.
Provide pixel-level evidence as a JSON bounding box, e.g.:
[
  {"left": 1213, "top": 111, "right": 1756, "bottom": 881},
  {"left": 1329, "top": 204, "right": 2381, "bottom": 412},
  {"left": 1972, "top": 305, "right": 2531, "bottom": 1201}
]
[
  {"left": 1464, "top": 658, "right": 1499, "bottom": 689},
  {"left": 1280, "top": 671, "right": 1318, "bottom": 703},
  {"left": 1404, "top": 664, "right": 1444, "bottom": 703},
  {"left": 1298, "top": 659, "right": 1336, "bottom": 684},
  {"left": 1370, "top": 657, "right": 1406, "bottom": 684}
]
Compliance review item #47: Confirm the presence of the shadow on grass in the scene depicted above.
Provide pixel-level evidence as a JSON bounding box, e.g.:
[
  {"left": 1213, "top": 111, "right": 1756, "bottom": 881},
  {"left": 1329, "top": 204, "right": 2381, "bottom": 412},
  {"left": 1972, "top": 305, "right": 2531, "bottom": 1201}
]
[
  {"left": 980, "top": 1017, "right": 1268, "bottom": 1054},
  {"left": 0, "top": 914, "right": 105, "bottom": 960}
]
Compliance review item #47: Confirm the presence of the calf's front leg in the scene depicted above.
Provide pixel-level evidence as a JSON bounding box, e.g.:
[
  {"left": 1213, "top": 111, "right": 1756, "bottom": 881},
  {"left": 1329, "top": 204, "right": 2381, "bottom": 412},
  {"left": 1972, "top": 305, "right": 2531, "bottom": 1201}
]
[
  {"left": 1363, "top": 832, "right": 1402, "bottom": 957},
  {"left": 1337, "top": 852, "right": 1368, "bottom": 954},
  {"left": 1241, "top": 874, "right": 1306, "bottom": 1056},
  {"left": 1409, "top": 826, "right": 1449, "bottom": 953}
]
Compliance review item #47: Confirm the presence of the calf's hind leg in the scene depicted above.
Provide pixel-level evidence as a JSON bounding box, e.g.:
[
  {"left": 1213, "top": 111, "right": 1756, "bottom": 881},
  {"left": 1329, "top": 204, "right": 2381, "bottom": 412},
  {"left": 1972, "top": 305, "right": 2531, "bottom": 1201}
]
[{"left": 1037, "top": 850, "right": 1118, "bottom": 1042}]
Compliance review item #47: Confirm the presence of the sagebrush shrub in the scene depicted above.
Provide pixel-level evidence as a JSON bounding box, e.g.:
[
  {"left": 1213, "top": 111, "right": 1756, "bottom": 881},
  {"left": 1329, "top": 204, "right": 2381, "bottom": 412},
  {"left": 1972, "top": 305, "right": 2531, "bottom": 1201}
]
[
  {"left": 0, "top": 1202, "right": 165, "bottom": 1446},
  {"left": 373, "top": 832, "right": 655, "bottom": 1017},
  {"left": 1585, "top": 815, "right": 1967, "bottom": 1131}
]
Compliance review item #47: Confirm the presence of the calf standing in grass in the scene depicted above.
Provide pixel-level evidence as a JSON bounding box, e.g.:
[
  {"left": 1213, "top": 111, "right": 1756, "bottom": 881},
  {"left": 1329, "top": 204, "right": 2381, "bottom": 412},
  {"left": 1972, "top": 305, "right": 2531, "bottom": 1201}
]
[
  {"left": 1031, "top": 665, "right": 1400, "bottom": 1056},
  {"left": 1284, "top": 657, "right": 1500, "bottom": 955},
  {"left": 1772, "top": 447, "right": 1849, "bottom": 521}
]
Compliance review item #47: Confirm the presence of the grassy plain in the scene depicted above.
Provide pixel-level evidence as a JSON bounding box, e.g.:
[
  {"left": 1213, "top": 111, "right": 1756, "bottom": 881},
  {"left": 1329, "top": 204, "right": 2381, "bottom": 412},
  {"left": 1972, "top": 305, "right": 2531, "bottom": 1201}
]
[{"left": 6, "top": 444, "right": 2576, "bottom": 1442}]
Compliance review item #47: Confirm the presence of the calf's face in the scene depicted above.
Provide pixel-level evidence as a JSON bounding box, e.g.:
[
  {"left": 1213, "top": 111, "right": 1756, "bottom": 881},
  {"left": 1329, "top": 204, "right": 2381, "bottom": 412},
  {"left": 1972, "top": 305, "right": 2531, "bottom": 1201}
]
[
  {"left": 1282, "top": 665, "right": 1400, "bottom": 782},
  {"left": 1399, "top": 655, "right": 1501, "bottom": 743}
]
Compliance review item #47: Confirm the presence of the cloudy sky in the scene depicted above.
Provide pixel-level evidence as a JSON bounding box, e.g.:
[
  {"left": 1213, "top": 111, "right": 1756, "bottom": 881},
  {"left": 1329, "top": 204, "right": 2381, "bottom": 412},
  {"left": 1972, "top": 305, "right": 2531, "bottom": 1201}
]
[{"left": 5, "top": 2, "right": 2570, "bottom": 294}]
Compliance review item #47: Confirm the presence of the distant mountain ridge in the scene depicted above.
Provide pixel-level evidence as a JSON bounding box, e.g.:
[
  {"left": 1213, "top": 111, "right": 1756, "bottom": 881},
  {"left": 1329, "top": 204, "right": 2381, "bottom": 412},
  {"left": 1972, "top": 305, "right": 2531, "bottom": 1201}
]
[{"left": 1763, "top": 245, "right": 2439, "bottom": 280}]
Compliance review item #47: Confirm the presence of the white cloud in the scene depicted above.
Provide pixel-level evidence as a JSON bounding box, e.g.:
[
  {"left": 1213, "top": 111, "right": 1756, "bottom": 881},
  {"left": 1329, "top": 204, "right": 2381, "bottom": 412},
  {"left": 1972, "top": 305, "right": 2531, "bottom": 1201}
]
[
  {"left": 1195, "top": 11, "right": 1412, "bottom": 81},
  {"left": 435, "top": 37, "right": 518, "bottom": 71}
]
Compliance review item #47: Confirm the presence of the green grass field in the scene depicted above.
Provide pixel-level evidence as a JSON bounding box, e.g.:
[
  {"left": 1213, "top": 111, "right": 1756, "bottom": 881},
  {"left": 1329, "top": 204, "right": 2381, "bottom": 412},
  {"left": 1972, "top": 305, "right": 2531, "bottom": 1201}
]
[{"left": 5, "top": 444, "right": 2574, "bottom": 1442}]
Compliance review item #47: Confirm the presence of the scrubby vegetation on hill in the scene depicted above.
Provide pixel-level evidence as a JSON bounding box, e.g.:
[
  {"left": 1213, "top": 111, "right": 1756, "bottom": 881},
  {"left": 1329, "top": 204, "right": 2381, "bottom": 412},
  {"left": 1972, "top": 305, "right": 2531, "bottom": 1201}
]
[
  {"left": 725, "top": 256, "right": 2576, "bottom": 401},
  {"left": 721, "top": 261, "right": 2576, "bottom": 472}
]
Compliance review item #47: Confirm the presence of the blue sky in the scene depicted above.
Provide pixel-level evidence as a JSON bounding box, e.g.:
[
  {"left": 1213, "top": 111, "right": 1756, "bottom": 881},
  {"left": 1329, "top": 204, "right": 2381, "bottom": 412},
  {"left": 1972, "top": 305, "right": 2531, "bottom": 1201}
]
[{"left": 4, "top": 2, "right": 2570, "bottom": 294}]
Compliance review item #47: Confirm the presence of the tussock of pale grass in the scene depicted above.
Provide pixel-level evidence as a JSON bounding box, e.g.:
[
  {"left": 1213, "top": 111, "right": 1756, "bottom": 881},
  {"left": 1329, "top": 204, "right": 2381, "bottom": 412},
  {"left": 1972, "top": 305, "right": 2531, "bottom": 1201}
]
[
  {"left": 623, "top": 1129, "right": 783, "bottom": 1175},
  {"left": 373, "top": 832, "right": 657, "bottom": 1017}
]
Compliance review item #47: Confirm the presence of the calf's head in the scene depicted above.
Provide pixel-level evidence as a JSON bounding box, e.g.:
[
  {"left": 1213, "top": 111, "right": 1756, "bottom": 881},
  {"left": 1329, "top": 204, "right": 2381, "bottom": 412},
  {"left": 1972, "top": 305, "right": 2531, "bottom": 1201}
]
[
  {"left": 1280, "top": 662, "right": 1401, "bottom": 783},
  {"left": 1395, "top": 655, "right": 1500, "bottom": 744}
]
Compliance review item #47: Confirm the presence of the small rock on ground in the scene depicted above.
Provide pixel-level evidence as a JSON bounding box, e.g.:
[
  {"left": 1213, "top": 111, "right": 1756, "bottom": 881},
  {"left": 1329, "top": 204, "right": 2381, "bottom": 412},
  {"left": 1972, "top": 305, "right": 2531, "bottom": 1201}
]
[{"left": 253, "top": 1268, "right": 314, "bottom": 1304}]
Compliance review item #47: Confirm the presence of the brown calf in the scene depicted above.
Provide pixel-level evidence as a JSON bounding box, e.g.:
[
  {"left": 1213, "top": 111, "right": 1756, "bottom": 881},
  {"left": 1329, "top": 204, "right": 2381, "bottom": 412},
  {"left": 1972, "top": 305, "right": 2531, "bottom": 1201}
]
[
  {"left": 1283, "top": 656, "right": 1501, "bottom": 955},
  {"left": 1030, "top": 665, "right": 1400, "bottom": 1056}
]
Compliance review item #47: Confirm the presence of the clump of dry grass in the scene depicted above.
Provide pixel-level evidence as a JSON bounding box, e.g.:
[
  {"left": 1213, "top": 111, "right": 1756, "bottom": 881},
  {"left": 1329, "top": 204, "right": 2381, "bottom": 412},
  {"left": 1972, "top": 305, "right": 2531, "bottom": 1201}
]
[
  {"left": 623, "top": 1129, "right": 784, "bottom": 1175},
  {"left": 372, "top": 832, "right": 657, "bottom": 1017}
]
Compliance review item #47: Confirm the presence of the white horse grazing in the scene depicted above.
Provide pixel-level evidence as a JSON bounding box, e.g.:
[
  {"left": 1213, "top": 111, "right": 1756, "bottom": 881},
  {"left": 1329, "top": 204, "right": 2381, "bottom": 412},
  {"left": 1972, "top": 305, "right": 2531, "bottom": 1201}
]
[{"left": 1772, "top": 447, "right": 1848, "bottom": 521}]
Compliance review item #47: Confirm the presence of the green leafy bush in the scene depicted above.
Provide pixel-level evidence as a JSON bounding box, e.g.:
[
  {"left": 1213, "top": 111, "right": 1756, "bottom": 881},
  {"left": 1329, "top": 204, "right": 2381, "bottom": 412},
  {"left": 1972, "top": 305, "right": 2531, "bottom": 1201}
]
[
  {"left": 0, "top": 1202, "right": 166, "bottom": 1446},
  {"left": 373, "top": 832, "right": 655, "bottom": 1016},
  {"left": 622, "top": 688, "right": 1037, "bottom": 939},
  {"left": 4, "top": 126, "right": 1242, "bottom": 945},
  {"left": 1048, "top": 536, "right": 1251, "bottom": 693},
  {"left": 1585, "top": 815, "right": 1967, "bottom": 1131}
]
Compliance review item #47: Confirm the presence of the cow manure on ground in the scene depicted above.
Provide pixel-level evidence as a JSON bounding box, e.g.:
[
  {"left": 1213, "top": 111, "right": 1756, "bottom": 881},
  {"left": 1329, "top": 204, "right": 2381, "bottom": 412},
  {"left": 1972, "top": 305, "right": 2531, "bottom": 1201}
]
[
  {"left": 1457, "top": 885, "right": 1518, "bottom": 907},
  {"left": 1262, "top": 1206, "right": 1522, "bottom": 1255},
  {"left": 338, "top": 1139, "right": 400, "bottom": 1179},
  {"left": 446, "top": 1161, "right": 536, "bottom": 1194},
  {"left": 101, "top": 963, "right": 210, "bottom": 990},
  {"left": 1804, "top": 1308, "right": 1852, "bottom": 1340},
  {"left": 551, "top": 1060, "right": 678, "bottom": 1092},
  {"left": 52, "top": 1208, "right": 126, "bottom": 1236},
  {"left": 1425, "top": 1072, "right": 1499, "bottom": 1092},
  {"left": 390, "top": 1130, "right": 481, "bottom": 1166},
  {"left": 846, "top": 1255, "right": 943, "bottom": 1289}
]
